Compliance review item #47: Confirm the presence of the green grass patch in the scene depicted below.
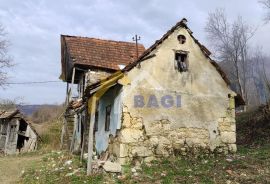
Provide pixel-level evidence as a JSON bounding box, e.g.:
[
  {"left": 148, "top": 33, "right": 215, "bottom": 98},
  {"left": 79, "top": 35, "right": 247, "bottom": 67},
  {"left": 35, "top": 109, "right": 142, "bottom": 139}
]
[{"left": 20, "top": 146, "right": 270, "bottom": 183}]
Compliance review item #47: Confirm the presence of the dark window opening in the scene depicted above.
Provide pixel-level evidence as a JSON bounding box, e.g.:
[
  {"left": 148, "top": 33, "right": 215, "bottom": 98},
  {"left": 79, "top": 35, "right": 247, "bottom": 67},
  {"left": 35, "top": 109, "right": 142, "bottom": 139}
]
[
  {"left": 80, "top": 118, "right": 84, "bottom": 148},
  {"left": 175, "top": 51, "right": 189, "bottom": 72},
  {"left": 16, "top": 120, "right": 29, "bottom": 151},
  {"left": 177, "top": 35, "right": 186, "bottom": 44},
  {"left": 82, "top": 75, "right": 85, "bottom": 94},
  {"left": 17, "top": 135, "right": 28, "bottom": 151},
  {"left": 94, "top": 101, "right": 99, "bottom": 132},
  {"left": 77, "top": 114, "right": 80, "bottom": 133},
  {"left": 105, "top": 105, "right": 111, "bottom": 131},
  {"left": 94, "top": 110, "right": 99, "bottom": 132},
  {"left": 19, "top": 120, "right": 27, "bottom": 132}
]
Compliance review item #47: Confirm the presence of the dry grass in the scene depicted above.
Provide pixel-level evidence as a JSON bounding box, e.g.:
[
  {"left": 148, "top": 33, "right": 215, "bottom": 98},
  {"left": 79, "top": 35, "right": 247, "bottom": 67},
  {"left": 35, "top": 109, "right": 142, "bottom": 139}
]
[
  {"left": 0, "top": 153, "right": 43, "bottom": 184},
  {"left": 31, "top": 105, "right": 64, "bottom": 124},
  {"left": 34, "top": 119, "right": 62, "bottom": 151}
]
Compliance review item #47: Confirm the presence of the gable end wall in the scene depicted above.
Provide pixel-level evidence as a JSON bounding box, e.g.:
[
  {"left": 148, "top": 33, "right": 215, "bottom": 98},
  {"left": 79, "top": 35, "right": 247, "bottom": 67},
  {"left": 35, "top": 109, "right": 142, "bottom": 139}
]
[{"left": 109, "top": 26, "right": 237, "bottom": 164}]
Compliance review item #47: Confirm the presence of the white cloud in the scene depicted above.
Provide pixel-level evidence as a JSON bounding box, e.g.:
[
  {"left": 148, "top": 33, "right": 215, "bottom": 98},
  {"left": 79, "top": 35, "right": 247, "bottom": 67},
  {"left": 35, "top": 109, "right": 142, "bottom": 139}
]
[{"left": 0, "top": 0, "right": 269, "bottom": 104}]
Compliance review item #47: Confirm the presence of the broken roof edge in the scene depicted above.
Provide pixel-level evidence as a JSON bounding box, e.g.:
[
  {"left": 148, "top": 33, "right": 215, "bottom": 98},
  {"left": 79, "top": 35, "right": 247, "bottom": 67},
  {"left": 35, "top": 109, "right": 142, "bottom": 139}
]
[
  {"left": 0, "top": 109, "right": 19, "bottom": 119},
  {"left": 0, "top": 108, "right": 40, "bottom": 138},
  {"left": 25, "top": 119, "right": 42, "bottom": 140}
]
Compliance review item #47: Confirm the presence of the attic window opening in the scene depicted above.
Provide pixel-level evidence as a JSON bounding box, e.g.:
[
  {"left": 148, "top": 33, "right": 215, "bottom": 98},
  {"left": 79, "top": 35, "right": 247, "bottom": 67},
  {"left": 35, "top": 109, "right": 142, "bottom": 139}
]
[
  {"left": 177, "top": 35, "right": 186, "bottom": 44},
  {"left": 175, "top": 51, "right": 189, "bottom": 72}
]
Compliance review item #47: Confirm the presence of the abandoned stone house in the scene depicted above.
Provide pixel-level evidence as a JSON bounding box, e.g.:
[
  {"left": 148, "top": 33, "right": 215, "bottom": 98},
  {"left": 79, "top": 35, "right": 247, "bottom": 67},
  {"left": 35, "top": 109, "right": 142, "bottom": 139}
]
[
  {"left": 0, "top": 109, "right": 38, "bottom": 154},
  {"left": 60, "top": 18, "right": 244, "bottom": 167}
]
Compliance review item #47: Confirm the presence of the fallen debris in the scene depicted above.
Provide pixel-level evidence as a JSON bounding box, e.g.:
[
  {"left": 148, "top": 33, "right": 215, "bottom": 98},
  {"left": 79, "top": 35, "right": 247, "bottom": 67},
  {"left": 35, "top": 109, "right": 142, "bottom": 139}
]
[{"left": 102, "top": 161, "right": 122, "bottom": 173}]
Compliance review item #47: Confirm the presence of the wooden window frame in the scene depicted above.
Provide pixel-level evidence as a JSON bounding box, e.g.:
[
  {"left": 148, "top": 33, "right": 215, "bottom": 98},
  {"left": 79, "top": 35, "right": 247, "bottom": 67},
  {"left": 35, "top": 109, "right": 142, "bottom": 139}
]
[{"left": 175, "top": 51, "right": 189, "bottom": 72}]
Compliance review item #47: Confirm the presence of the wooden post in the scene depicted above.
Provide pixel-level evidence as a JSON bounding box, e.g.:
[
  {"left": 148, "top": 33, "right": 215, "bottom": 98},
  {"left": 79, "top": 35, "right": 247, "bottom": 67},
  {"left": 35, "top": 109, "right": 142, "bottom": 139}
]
[
  {"left": 80, "top": 132, "right": 85, "bottom": 162},
  {"left": 71, "top": 67, "right": 76, "bottom": 84},
  {"left": 70, "top": 114, "right": 77, "bottom": 153},
  {"left": 60, "top": 119, "right": 65, "bottom": 150},
  {"left": 80, "top": 112, "right": 87, "bottom": 162},
  {"left": 70, "top": 67, "right": 76, "bottom": 99},
  {"left": 87, "top": 96, "right": 96, "bottom": 175}
]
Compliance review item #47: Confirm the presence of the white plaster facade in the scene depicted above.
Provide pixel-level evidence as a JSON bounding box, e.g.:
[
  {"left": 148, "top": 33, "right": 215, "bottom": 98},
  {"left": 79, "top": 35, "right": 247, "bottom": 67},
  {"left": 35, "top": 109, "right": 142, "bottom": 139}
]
[{"left": 104, "top": 23, "right": 237, "bottom": 164}]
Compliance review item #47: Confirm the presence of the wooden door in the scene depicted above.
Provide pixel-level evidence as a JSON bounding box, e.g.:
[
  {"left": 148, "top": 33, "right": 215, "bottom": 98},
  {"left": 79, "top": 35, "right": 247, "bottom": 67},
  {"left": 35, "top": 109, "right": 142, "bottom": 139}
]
[{"left": 0, "top": 123, "right": 8, "bottom": 150}]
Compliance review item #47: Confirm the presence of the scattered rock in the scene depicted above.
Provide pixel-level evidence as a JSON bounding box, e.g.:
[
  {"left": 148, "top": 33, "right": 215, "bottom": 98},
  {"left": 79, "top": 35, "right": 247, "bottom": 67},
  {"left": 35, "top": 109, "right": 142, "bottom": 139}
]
[
  {"left": 161, "top": 172, "right": 167, "bottom": 177},
  {"left": 226, "top": 170, "right": 233, "bottom": 175},
  {"left": 65, "top": 173, "right": 73, "bottom": 177},
  {"left": 133, "top": 172, "right": 138, "bottom": 176},
  {"left": 83, "top": 153, "right": 88, "bottom": 159},
  {"left": 240, "top": 173, "right": 247, "bottom": 177},
  {"left": 134, "top": 165, "right": 142, "bottom": 171},
  {"left": 226, "top": 158, "right": 233, "bottom": 162},
  {"left": 203, "top": 160, "right": 208, "bottom": 164},
  {"left": 102, "top": 161, "right": 122, "bottom": 173},
  {"left": 131, "top": 168, "right": 136, "bottom": 173},
  {"left": 64, "top": 160, "right": 72, "bottom": 166},
  {"left": 117, "top": 175, "right": 126, "bottom": 180}
]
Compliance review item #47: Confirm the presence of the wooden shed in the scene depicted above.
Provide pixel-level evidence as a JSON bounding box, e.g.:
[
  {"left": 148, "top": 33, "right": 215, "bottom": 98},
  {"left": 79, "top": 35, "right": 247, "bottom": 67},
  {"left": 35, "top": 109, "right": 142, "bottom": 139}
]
[{"left": 0, "top": 109, "right": 38, "bottom": 154}]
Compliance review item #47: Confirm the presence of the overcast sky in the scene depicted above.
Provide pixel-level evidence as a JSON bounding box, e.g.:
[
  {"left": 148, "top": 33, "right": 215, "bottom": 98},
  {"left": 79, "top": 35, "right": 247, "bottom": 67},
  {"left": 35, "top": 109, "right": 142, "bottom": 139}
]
[{"left": 0, "top": 0, "right": 269, "bottom": 105}]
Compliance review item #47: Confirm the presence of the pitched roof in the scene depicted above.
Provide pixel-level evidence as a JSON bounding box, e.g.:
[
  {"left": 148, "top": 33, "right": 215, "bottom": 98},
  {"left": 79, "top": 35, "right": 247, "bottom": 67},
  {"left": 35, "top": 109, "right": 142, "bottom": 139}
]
[
  {"left": 61, "top": 35, "right": 145, "bottom": 70},
  {"left": 123, "top": 18, "right": 230, "bottom": 85},
  {"left": 0, "top": 109, "right": 19, "bottom": 119},
  {"left": 0, "top": 109, "right": 39, "bottom": 137},
  {"left": 86, "top": 18, "right": 231, "bottom": 94}
]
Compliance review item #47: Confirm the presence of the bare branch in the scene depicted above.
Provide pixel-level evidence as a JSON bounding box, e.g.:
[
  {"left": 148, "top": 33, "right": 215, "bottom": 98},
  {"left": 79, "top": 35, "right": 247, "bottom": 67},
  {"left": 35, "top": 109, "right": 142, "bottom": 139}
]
[
  {"left": 0, "top": 23, "right": 12, "bottom": 87},
  {"left": 205, "top": 9, "right": 257, "bottom": 109},
  {"left": 259, "top": 0, "right": 270, "bottom": 22}
]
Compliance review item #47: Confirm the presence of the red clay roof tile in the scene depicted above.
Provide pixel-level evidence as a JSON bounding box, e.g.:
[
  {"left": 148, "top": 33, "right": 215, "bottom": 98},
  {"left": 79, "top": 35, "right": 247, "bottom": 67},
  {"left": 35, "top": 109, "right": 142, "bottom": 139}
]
[{"left": 62, "top": 35, "right": 145, "bottom": 70}]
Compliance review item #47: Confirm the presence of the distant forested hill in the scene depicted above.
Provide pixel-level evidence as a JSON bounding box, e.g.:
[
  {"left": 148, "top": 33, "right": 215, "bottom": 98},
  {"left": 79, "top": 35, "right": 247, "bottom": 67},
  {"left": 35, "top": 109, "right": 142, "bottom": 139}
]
[{"left": 17, "top": 104, "right": 60, "bottom": 116}]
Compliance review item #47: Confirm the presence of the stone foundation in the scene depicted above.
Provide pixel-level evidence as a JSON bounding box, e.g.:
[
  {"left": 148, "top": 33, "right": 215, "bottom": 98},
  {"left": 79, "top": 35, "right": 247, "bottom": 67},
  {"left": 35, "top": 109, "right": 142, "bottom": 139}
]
[{"left": 108, "top": 97, "right": 237, "bottom": 165}]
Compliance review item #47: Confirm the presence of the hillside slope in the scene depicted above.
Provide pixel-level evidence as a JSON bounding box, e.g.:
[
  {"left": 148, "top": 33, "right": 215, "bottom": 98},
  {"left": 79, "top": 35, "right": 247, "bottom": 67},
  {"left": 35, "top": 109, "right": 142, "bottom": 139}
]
[{"left": 237, "top": 104, "right": 270, "bottom": 146}]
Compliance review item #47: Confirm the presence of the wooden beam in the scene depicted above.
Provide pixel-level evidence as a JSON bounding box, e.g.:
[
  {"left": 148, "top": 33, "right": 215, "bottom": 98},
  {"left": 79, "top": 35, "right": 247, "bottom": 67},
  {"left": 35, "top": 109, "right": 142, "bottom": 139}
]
[
  {"left": 69, "top": 114, "right": 77, "bottom": 153},
  {"left": 87, "top": 95, "right": 96, "bottom": 175}
]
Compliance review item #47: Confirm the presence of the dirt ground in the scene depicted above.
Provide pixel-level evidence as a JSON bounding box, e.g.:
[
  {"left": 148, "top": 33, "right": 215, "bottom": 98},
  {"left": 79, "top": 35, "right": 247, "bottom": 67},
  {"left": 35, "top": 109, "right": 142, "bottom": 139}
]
[{"left": 0, "top": 153, "right": 42, "bottom": 184}]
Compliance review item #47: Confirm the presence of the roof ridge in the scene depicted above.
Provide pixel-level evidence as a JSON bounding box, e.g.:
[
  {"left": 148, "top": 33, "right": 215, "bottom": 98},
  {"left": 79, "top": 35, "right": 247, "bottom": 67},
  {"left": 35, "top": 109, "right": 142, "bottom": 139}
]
[
  {"left": 122, "top": 18, "right": 230, "bottom": 85},
  {"left": 61, "top": 34, "right": 145, "bottom": 47}
]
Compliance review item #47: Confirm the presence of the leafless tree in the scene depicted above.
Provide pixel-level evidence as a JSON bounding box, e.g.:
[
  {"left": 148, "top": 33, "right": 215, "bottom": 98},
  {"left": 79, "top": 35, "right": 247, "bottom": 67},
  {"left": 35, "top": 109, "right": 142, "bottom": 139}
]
[
  {"left": 0, "top": 99, "right": 17, "bottom": 110},
  {"left": 261, "top": 56, "right": 270, "bottom": 102},
  {"left": 0, "top": 23, "right": 12, "bottom": 87},
  {"left": 248, "top": 48, "right": 270, "bottom": 105},
  {"left": 205, "top": 9, "right": 256, "bottom": 109},
  {"left": 260, "top": 0, "right": 270, "bottom": 22}
]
